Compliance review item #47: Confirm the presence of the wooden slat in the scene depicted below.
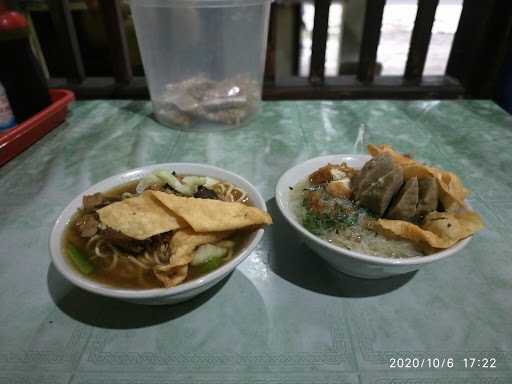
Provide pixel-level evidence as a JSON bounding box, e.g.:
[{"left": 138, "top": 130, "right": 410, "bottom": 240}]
[
  {"left": 309, "top": 0, "right": 331, "bottom": 85},
  {"left": 98, "top": 0, "right": 133, "bottom": 84},
  {"left": 47, "top": 0, "right": 85, "bottom": 83},
  {"left": 264, "top": 75, "right": 464, "bottom": 100},
  {"left": 264, "top": 3, "right": 278, "bottom": 84},
  {"left": 291, "top": 3, "right": 302, "bottom": 76},
  {"left": 404, "top": 0, "right": 439, "bottom": 82},
  {"left": 49, "top": 75, "right": 464, "bottom": 100},
  {"left": 26, "top": 2, "right": 88, "bottom": 11},
  {"left": 357, "top": 0, "right": 386, "bottom": 83},
  {"left": 48, "top": 77, "right": 149, "bottom": 99}
]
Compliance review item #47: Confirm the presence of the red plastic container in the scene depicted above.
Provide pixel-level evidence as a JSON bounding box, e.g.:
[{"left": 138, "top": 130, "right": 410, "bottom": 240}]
[{"left": 0, "top": 89, "right": 74, "bottom": 166}]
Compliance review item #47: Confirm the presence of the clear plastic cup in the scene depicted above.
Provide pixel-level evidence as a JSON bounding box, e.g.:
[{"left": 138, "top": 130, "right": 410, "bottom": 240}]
[{"left": 131, "top": 0, "right": 272, "bottom": 129}]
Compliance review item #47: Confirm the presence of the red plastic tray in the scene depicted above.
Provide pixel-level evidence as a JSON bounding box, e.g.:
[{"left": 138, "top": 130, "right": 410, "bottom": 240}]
[{"left": 0, "top": 89, "right": 75, "bottom": 167}]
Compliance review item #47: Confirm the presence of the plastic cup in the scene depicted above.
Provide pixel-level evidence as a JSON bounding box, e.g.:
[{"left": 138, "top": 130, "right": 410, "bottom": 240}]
[{"left": 131, "top": 0, "right": 272, "bottom": 129}]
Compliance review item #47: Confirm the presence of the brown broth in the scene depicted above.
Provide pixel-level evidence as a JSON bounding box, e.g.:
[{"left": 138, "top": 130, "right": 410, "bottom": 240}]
[{"left": 62, "top": 179, "right": 253, "bottom": 290}]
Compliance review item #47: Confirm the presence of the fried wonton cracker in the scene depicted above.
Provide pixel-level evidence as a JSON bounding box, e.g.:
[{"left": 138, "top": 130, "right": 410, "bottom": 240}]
[
  {"left": 368, "top": 144, "right": 416, "bottom": 167},
  {"left": 151, "top": 191, "right": 272, "bottom": 232},
  {"left": 376, "top": 210, "right": 484, "bottom": 249},
  {"left": 97, "top": 191, "right": 186, "bottom": 240},
  {"left": 157, "top": 229, "right": 232, "bottom": 270},
  {"left": 368, "top": 144, "right": 469, "bottom": 210},
  {"left": 154, "top": 265, "right": 188, "bottom": 288}
]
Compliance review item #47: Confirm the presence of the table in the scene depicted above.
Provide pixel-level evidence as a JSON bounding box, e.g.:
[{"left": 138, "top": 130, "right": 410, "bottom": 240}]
[{"left": 1, "top": 100, "right": 511, "bottom": 384}]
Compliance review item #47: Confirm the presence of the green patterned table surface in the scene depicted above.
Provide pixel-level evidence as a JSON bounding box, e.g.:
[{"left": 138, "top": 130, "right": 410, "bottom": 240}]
[{"left": 1, "top": 100, "right": 512, "bottom": 384}]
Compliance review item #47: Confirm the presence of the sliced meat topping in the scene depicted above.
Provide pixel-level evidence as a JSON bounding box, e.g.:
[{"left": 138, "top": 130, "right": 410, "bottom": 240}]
[
  {"left": 75, "top": 213, "right": 100, "bottom": 238},
  {"left": 83, "top": 193, "right": 111, "bottom": 212},
  {"left": 386, "top": 177, "right": 419, "bottom": 221},
  {"left": 101, "top": 227, "right": 149, "bottom": 254},
  {"left": 352, "top": 154, "right": 395, "bottom": 199},
  {"left": 358, "top": 167, "right": 404, "bottom": 217},
  {"left": 194, "top": 186, "right": 219, "bottom": 200},
  {"left": 416, "top": 176, "right": 439, "bottom": 219}
]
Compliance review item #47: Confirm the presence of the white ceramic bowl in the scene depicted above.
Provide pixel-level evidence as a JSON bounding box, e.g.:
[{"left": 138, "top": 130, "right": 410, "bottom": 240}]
[
  {"left": 275, "top": 154, "right": 472, "bottom": 279},
  {"left": 50, "top": 163, "right": 268, "bottom": 305}
]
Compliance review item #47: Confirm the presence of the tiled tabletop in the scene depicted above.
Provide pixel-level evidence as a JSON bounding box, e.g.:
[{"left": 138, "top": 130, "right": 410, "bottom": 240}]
[{"left": 1, "top": 100, "right": 511, "bottom": 384}]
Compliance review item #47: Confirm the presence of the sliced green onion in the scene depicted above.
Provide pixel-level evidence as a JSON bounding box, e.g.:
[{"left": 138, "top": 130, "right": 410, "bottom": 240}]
[{"left": 67, "top": 243, "right": 94, "bottom": 275}]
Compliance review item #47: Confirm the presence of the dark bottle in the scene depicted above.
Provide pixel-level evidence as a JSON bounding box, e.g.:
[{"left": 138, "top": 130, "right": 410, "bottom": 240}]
[{"left": 0, "top": 10, "right": 51, "bottom": 122}]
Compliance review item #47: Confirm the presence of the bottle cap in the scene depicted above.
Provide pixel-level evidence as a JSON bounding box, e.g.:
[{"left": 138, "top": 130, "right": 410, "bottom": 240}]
[{"left": 0, "top": 10, "right": 29, "bottom": 40}]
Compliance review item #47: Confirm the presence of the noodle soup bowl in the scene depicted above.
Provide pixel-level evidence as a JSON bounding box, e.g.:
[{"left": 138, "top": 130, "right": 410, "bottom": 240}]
[
  {"left": 50, "top": 163, "right": 268, "bottom": 305},
  {"left": 276, "top": 154, "right": 472, "bottom": 279}
]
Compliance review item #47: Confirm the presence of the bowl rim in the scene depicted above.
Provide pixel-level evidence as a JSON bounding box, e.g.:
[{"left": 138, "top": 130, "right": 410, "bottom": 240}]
[
  {"left": 275, "top": 154, "right": 472, "bottom": 267},
  {"left": 49, "top": 163, "right": 266, "bottom": 299}
]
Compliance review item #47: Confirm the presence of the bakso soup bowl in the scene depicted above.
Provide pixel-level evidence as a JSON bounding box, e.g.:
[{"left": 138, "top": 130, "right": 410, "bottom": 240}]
[
  {"left": 275, "top": 155, "right": 472, "bottom": 279},
  {"left": 50, "top": 163, "right": 268, "bottom": 305}
]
